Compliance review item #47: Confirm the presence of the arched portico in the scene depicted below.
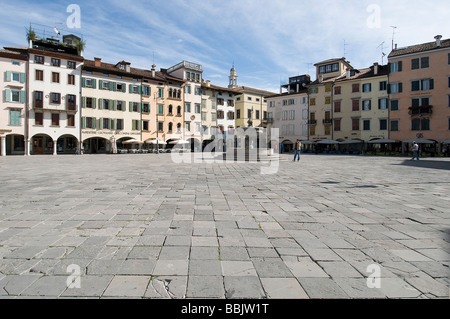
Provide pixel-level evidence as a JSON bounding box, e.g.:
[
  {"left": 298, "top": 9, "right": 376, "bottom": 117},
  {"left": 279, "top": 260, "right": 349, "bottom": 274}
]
[
  {"left": 31, "top": 134, "right": 54, "bottom": 155},
  {"left": 6, "top": 134, "right": 25, "bottom": 156},
  {"left": 82, "top": 137, "right": 112, "bottom": 154},
  {"left": 57, "top": 135, "right": 78, "bottom": 155}
]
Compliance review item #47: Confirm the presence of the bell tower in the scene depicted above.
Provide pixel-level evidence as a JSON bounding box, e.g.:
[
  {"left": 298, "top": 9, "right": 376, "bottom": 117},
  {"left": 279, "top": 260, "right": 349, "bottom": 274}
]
[{"left": 228, "top": 64, "right": 238, "bottom": 89}]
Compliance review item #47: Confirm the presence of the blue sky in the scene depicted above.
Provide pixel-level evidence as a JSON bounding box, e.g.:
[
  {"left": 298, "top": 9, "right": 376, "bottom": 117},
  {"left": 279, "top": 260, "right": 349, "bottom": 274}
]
[{"left": 1, "top": 0, "right": 449, "bottom": 92}]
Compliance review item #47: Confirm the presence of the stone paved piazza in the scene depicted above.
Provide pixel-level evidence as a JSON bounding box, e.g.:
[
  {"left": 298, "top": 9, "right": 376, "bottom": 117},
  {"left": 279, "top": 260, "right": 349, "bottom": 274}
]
[{"left": 0, "top": 153, "right": 449, "bottom": 298}]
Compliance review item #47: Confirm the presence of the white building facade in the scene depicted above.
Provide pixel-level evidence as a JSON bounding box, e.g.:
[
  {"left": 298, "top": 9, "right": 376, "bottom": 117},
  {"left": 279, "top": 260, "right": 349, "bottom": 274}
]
[
  {"left": 0, "top": 49, "right": 28, "bottom": 156},
  {"left": 166, "top": 61, "right": 203, "bottom": 150},
  {"left": 81, "top": 58, "right": 143, "bottom": 154},
  {"left": 266, "top": 75, "right": 310, "bottom": 152}
]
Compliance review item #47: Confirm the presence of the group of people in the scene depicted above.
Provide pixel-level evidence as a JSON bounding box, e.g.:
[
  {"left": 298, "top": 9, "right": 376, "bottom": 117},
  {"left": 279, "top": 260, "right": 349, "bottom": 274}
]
[{"left": 281, "top": 140, "right": 445, "bottom": 162}]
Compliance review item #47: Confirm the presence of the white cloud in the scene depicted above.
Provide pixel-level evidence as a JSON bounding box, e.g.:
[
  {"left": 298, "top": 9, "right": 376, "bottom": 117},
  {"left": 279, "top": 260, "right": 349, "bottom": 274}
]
[{"left": 1, "top": 0, "right": 449, "bottom": 92}]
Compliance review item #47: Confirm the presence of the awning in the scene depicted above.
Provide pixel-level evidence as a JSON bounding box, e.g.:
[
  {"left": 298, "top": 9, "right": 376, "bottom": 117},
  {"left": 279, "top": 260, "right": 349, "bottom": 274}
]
[
  {"left": 122, "top": 139, "right": 144, "bottom": 144},
  {"left": 145, "top": 138, "right": 167, "bottom": 145},
  {"left": 440, "top": 140, "right": 450, "bottom": 144},
  {"left": 402, "top": 139, "right": 436, "bottom": 144},
  {"left": 368, "top": 139, "right": 400, "bottom": 144},
  {"left": 339, "top": 139, "right": 364, "bottom": 145},
  {"left": 169, "top": 140, "right": 190, "bottom": 145},
  {"left": 317, "top": 139, "right": 340, "bottom": 145},
  {"left": 299, "top": 140, "right": 317, "bottom": 145}
]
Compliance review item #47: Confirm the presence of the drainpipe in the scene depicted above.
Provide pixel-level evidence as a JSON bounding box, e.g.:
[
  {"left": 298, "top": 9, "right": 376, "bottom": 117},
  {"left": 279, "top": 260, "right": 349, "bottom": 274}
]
[{"left": 25, "top": 51, "right": 30, "bottom": 156}]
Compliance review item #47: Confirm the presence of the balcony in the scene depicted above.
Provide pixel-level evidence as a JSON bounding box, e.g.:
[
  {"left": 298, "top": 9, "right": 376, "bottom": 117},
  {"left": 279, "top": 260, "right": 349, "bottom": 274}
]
[
  {"left": 409, "top": 105, "right": 433, "bottom": 116},
  {"left": 323, "top": 119, "right": 333, "bottom": 125},
  {"left": 308, "top": 120, "right": 317, "bottom": 125}
]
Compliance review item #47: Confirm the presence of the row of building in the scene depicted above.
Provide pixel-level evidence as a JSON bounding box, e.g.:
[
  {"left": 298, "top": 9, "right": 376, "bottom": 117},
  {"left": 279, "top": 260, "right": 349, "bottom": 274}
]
[
  {"left": 0, "top": 32, "right": 274, "bottom": 156},
  {"left": 266, "top": 35, "right": 450, "bottom": 154},
  {"left": 1, "top": 30, "right": 449, "bottom": 156}
]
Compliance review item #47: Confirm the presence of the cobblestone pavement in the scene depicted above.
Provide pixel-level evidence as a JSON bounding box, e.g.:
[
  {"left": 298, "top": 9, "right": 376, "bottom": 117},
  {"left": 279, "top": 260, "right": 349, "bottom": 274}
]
[{"left": 0, "top": 153, "right": 449, "bottom": 299}]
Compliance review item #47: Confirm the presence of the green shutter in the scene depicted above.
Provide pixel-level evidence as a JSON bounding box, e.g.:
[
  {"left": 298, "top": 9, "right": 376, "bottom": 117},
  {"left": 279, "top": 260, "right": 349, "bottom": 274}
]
[
  {"left": 98, "top": 98, "right": 103, "bottom": 110},
  {"left": 429, "top": 79, "right": 434, "bottom": 90},
  {"left": 4, "top": 89, "right": 11, "bottom": 102},
  {"left": 129, "top": 102, "right": 133, "bottom": 112},
  {"left": 82, "top": 77, "right": 86, "bottom": 87},
  {"left": 20, "top": 73, "right": 26, "bottom": 83},
  {"left": 122, "top": 101, "right": 126, "bottom": 112},
  {"left": 99, "top": 80, "right": 103, "bottom": 90},
  {"left": 122, "top": 84, "right": 126, "bottom": 93},
  {"left": 92, "top": 79, "right": 97, "bottom": 89},
  {"left": 132, "top": 120, "right": 136, "bottom": 131},
  {"left": 81, "top": 117, "right": 86, "bottom": 129},
  {"left": 129, "top": 84, "right": 133, "bottom": 94},
  {"left": 112, "top": 100, "right": 116, "bottom": 111},
  {"left": 99, "top": 118, "right": 103, "bottom": 130},
  {"left": 5, "top": 71, "right": 11, "bottom": 82},
  {"left": 82, "top": 97, "right": 86, "bottom": 108},
  {"left": 398, "top": 82, "right": 403, "bottom": 93},
  {"left": 92, "top": 117, "right": 97, "bottom": 129},
  {"left": 398, "top": 61, "right": 402, "bottom": 72},
  {"left": 110, "top": 82, "right": 115, "bottom": 91},
  {"left": 20, "top": 90, "right": 26, "bottom": 103}
]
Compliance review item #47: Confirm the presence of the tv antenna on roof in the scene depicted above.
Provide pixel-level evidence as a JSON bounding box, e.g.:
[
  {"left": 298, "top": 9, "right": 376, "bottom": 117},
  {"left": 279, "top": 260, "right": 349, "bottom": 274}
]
[
  {"left": 344, "top": 40, "right": 350, "bottom": 58},
  {"left": 377, "top": 41, "right": 387, "bottom": 64},
  {"left": 305, "top": 63, "right": 313, "bottom": 75},
  {"left": 390, "top": 26, "right": 398, "bottom": 50}
]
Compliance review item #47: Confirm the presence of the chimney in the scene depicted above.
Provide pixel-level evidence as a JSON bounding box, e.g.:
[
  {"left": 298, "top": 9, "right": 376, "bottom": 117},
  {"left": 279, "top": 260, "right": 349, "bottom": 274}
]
[
  {"left": 94, "top": 57, "right": 102, "bottom": 67},
  {"left": 206, "top": 80, "right": 210, "bottom": 87},
  {"left": 151, "top": 64, "right": 156, "bottom": 77},
  {"left": 374, "top": 62, "right": 379, "bottom": 75},
  {"left": 125, "top": 64, "right": 131, "bottom": 73},
  {"left": 435, "top": 35, "right": 442, "bottom": 47},
  {"left": 346, "top": 68, "right": 351, "bottom": 80},
  {"left": 318, "top": 74, "right": 324, "bottom": 83}
]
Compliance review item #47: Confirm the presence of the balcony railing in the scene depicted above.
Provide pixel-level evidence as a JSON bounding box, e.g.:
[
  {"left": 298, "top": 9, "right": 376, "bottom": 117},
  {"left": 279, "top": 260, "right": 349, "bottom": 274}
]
[
  {"left": 308, "top": 120, "right": 317, "bottom": 125},
  {"left": 323, "top": 119, "right": 333, "bottom": 125},
  {"left": 409, "top": 105, "right": 433, "bottom": 116}
]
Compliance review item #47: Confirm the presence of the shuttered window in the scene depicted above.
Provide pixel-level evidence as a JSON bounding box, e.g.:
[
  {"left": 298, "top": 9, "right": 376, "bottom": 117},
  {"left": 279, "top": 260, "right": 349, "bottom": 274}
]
[{"left": 9, "top": 110, "right": 21, "bottom": 126}]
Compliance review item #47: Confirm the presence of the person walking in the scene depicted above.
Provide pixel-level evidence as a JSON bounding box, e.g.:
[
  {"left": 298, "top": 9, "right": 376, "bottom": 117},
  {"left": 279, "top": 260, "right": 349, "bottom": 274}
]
[
  {"left": 411, "top": 142, "right": 420, "bottom": 161},
  {"left": 293, "top": 140, "right": 302, "bottom": 162}
]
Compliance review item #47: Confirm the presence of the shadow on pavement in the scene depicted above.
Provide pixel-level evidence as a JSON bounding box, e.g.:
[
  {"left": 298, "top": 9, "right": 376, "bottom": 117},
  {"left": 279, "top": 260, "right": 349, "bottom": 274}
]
[{"left": 395, "top": 159, "right": 450, "bottom": 171}]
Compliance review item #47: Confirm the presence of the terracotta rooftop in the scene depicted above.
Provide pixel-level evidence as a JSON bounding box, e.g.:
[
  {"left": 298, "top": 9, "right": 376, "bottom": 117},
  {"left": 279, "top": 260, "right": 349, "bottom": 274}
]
[
  {"left": 202, "top": 82, "right": 238, "bottom": 94},
  {"left": 389, "top": 38, "right": 450, "bottom": 58},
  {"left": 232, "top": 86, "right": 276, "bottom": 96},
  {"left": 84, "top": 59, "right": 184, "bottom": 83},
  {"left": 266, "top": 88, "right": 309, "bottom": 99},
  {"left": 0, "top": 48, "right": 28, "bottom": 60}
]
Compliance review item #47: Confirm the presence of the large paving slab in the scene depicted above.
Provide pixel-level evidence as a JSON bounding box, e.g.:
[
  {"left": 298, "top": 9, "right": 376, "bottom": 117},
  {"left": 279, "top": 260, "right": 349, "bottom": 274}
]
[{"left": 0, "top": 153, "right": 449, "bottom": 298}]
